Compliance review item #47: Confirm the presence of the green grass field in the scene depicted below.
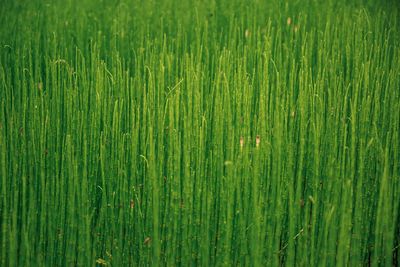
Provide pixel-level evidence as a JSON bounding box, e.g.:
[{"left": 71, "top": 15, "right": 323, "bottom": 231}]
[{"left": 1, "top": 0, "right": 399, "bottom": 266}]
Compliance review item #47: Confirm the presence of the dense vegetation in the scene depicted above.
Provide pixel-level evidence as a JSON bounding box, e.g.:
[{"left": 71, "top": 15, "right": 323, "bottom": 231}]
[{"left": 1, "top": 0, "right": 399, "bottom": 266}]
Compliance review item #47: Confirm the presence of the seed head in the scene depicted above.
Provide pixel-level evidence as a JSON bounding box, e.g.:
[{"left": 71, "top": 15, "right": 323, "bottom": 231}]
[
  {"left": 96, "top": 258, "right": 107, "bottom": 265},
  {"left": 256, "top": 135, "right": 260, "bottom": 148},
  {"left": 240, "top": 136, "right": 244, "bottom": 149},
  {"left": 144, "top": 237, "right": 152, "bottom": 246},
  {"left": 287, "top": 17, "right": 292, "bottom": 26}
]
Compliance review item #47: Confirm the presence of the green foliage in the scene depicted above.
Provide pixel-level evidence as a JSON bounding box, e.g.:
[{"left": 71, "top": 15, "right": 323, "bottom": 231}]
[{"left": 0, "top": 0, "right": 399, "bottom": 266}]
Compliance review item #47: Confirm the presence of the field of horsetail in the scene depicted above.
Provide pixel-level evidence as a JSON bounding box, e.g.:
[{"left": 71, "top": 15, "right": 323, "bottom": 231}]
[{"left": 0, "top": 0, "right": 399, "bottom": 266}]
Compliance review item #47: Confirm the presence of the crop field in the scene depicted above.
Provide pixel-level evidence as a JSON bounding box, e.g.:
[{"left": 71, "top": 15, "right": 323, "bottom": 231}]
[{"left": 0, "top": 0, "right": 399, "bottom": 266}]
